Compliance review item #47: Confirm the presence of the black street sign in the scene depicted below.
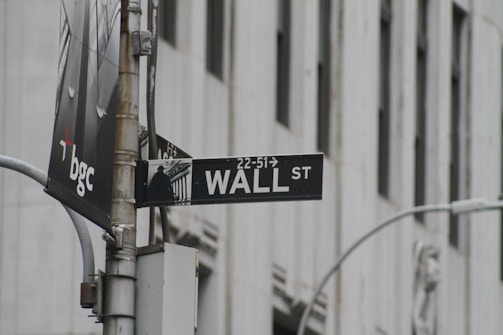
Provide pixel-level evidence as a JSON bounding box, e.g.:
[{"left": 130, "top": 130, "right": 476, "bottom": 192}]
[
  {"left": 135, "top": 154, "right": 323, "bottom": 207},
  {"left": 139, "top": 131, "right": 191, "bottom": 160},
  {"left": 46, "top": 0, "right": 121, "bottom": 233}
]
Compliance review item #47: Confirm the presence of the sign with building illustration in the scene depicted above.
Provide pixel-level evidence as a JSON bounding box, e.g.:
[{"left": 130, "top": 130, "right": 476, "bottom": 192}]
[
  {"left": 135, "top": 154, "right": 323, "bottom": 207},
  {"left": 46, "top": 0, "right": 121, "bottom": 233}
]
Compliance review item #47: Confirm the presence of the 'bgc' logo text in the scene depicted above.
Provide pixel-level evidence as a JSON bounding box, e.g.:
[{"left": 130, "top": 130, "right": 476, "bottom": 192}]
[{"left": 60, "top": 140, "right": 95, "bottom": 197}]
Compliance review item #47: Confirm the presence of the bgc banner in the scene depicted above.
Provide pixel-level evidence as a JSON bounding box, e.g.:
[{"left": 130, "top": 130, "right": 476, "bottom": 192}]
[{"left": 46, "top": 0, "right": 121, "bottom": 233}]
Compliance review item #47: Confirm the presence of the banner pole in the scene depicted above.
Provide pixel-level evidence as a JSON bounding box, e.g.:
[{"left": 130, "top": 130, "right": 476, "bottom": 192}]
[{"left": 103, "top": 0, "right": 141, "bottom": 334}]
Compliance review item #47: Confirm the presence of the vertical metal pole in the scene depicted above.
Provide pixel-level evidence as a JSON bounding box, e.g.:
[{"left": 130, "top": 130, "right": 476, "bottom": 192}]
[
  {"left": 146, "top": 0, "right": 171, "bottom": 244},
  {"left": 103, "top": 0, "right": 141, "bottom": 334}
]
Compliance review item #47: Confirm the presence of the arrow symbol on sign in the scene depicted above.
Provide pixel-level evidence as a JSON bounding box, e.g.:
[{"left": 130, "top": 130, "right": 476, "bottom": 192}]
[{"left": 269, "top": 157, "right": 278, "bottom": 168}]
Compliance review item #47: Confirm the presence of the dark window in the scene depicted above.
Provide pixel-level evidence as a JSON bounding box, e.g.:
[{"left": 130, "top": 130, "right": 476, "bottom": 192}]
[
  {"left": 273, "top": 322, "right": 296, "bottom": 335},
  {"left": 378, "top": 0, "right": 392, "bottom": 197},
  {"left": 317, "top": 0, "right": 332, "bottom": 154},
  {"left": 276, "top": 0, "right": 291, "bottom": 126},
  {"left": 159, "top": 0, "right": 177, "bottom": 46},
  {"left": 206, "top": 0, "right": 225, "bottom": 79},
  {"left": 449, "top": 5, "right": 466, "bottom": 247},
  {"left": 414, "top": 0, "right": 428, "bottom": 222}
]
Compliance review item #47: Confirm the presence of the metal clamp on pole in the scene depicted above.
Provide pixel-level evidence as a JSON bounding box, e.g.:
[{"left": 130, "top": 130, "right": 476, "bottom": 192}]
[
  {"left": 131, "top": 30, "right": 152, "bottom": 56},
  {"left": 81, "top": 281, "right": 97, "bottom": 309}
]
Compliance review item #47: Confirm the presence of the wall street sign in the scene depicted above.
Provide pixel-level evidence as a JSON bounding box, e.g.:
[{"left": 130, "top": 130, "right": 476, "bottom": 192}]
[{"left": 135, "top": 154, "right": 323, "bottom": 207}]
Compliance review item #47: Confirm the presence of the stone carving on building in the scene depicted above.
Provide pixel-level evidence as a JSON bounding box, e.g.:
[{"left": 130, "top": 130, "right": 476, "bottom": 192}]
[{"left": 412, "top": 241, "right": 440, "bottom": 335}]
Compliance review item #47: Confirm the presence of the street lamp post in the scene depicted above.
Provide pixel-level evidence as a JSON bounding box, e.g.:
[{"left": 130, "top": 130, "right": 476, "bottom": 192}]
[
  {"left": 0, "top": 155, "right": 96, "bottom": 309},
  {"left": 297, "top": 198, "right": 503, "bottom": 335},
  {"left": 0, "top": 155, "right": 95, "bottom": 285}
]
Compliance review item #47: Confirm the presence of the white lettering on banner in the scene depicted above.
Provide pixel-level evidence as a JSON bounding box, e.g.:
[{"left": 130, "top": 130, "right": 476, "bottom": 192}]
[
  {"left": 68, "top": 144, "right": 95, "bottom": 197},
  {"left": 205, "top": 168, "right": 290, "bottom": 195},
  {"left": 59, "top": 140, "right": 67, "bottom": 161}
]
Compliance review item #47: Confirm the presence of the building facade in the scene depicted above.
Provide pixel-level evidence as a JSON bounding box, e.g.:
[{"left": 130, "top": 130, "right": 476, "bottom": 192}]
[{"left": 1, "top": 0, "right": 503, "bottom": 334}]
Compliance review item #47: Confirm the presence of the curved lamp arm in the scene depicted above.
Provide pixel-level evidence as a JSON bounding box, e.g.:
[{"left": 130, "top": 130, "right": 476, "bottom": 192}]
[
  {"left": 297, "top": 199, "right": 502, "bottom": 335},
  {"left": 0, "top": 155, "right": 95, "bottom": 283}
]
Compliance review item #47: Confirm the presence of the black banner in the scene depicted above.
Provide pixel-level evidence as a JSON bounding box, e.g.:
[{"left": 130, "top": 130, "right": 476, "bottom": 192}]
[{"left": 46, "top": 0, "right": 121, "bottom": 233}]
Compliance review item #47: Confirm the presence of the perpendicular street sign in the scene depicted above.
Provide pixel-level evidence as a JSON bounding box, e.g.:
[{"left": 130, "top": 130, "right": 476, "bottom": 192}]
[
  {"left": 135, "top": 154, "right": 323, "bottom": 207},
  {"left": 139, "top": 131, "right": 192, "bottom": 160},
  {"left": 46, "top": 0, "right": 121, "bottom": 233}
]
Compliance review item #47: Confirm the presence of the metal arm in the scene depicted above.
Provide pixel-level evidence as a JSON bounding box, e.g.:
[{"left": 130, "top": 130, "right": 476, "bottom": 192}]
[
  {"left": 0, "top": 155, "right": 95, "bottom": 283},
  {"left": 297, "top": 199, "right": 503, "bottom": 335}
]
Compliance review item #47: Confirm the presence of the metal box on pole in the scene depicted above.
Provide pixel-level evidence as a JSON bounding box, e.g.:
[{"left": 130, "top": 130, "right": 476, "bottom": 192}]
[{"left": 136, "top": 243, "right": 199, "bottom": 335}]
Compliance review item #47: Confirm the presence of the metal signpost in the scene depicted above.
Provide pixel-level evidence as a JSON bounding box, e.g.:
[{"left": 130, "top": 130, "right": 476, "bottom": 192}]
[
  {"left": 136, "top": 154, "right": 323, "bottom": 207},
  {"left": 43, "top": 2, "right": 324, "bottom": 335}
]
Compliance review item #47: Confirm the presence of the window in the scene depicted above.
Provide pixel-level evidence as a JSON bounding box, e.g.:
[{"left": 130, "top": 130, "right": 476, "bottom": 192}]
[
  {"left": 273, "top": 321, "right": 296, "bottom": 335},
  {"left": 159, "top": 0, "right": 177, "bottom": 46},
  {"left": 206, "top": 0, "right": 225, "bottom": 79},
  {"left": 317, "top": 0, "right": 332, "bottom": 154},
  {"left": 276, "top": 0, "right": 291, "bottom": 126},
  {"left": 378, "top": 0, "right": 392, "bottom": 197},
  {"left": 414, "top": 0, "right": 428, "bottom": 222},
  {"left": 449, "top": 5, "right": 467, "bottom": 247}
]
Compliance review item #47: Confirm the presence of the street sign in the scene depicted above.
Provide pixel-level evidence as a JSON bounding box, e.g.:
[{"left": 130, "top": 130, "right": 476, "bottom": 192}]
[
  {"left": 154, "top": 135, "right": 192, "bottom": 159},
  {"left": 139, "top": 131, "right": 191, "bottom": 160},
  {"left": 46, "top": 0, "right": 121, "bottom": 233},
  {"left": 135, "top": 154, "right": 323, "bottom": 207}
]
